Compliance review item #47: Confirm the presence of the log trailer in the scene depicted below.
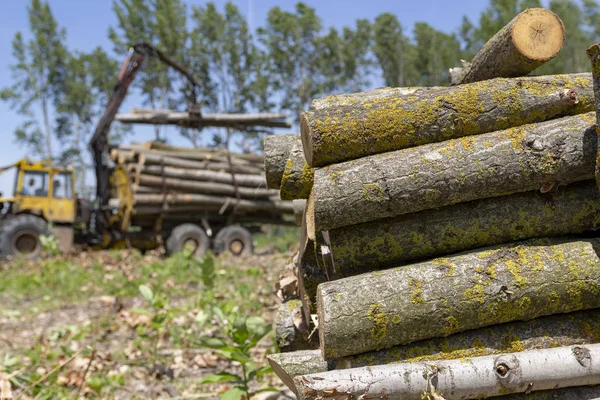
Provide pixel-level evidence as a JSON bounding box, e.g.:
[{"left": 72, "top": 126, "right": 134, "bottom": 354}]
[{"left": 0, "top": 43, "right": 292, "bottom": 259}]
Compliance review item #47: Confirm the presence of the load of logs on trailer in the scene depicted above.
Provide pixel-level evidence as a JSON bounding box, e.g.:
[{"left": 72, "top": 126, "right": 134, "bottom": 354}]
[{"left": 265, "top": 9, "right": 600, "bottom": 400}]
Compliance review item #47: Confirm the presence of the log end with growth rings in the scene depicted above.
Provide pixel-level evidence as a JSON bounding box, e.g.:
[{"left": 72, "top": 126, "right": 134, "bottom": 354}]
[
  {"left": 511, "top": 8, "right": 565, "bottom": 61},
  {"left": 300, "top": 112, "right": 314, "bottom": 168}
]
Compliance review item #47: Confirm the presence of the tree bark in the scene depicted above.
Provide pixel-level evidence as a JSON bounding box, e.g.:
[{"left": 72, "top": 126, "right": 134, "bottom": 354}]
[
  {"left": 275, "top": 299, "right": 315, "bottom": 354},
  {"left": 318, "top": 237, "right": 600, "bottom": 359},
  {"left": 280, "top": 139, "right": 314, "bottom": 201},
  {"left": 140, "top": 152, "right": 263, "bottom": 174},
  {"left": 300, "top": 73, "right": 592, "bottom": 168},
  {"left": 264, "top": 134, "right": 299, "bottom": 189},
  {"left": 451, "top": 9, "right": 565, "bottom": 85},
  {"left": 587, "top": 43, "right": 600, "bottom": 191},
  {"left": 294, "top": 343, "right": 600, "bottom": 400},
  {"left": 137, "top": 174, "right": 277, "bottom": 199},
  {"left": 309, "top": 112, "right": 597, "bottom": 232},
  {"left": 132, "top": 193, "right": 294, "bottom": 214},
  {"left": 326, "top": 180, "right": 600, "bottom": 277},
  {"left": 292, "top": 199, "right": 306, "bottom": 226},
  {"left": 141, "top": 165, "right": 266, "bottom": 188},
  {"left": 310, "top": 87, "right": 438, "bottom": 110},
  {"left": 269, "top": 308, "right": 600, "bottom": 391}
]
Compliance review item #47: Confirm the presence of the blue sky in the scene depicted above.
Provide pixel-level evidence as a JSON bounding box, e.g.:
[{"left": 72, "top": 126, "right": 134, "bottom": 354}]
[{"left": 0, "top": 0, "right": 497, "bottom": 195}]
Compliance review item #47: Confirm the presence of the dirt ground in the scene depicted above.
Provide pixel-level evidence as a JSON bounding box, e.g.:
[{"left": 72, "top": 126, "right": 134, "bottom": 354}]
[{"left": 0, "top": 245, "right": 297, "bottom": 400}]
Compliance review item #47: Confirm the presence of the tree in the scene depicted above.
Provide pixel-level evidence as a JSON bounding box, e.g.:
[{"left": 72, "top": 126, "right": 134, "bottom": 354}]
[
  {"left": 0, "top": 0, "right": 68, "bottom": 161},
  {"left": 108, "top": 0, "right": 189, "bottom": 141},
  {"left": 340, "top": 20, "right": 372, "bottom": 93},
  {"left": 258, "top": 3, "right": 324, "bottom": 120},
  {"left": 371, "top": 13, "right": 415, "bottom": 87},
  {"left": 412, "top": 23, "right": 462, "bottom": 86}
]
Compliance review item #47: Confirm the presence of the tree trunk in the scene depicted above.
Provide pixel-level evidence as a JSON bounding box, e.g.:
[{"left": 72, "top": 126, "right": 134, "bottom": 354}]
[
  {"left": 310, "top": 87, "right": 436, "bottom": 110},
  {"left": 318, "top": 237, "right": 600, "bottom": 359},
  {"left": 141, "top": 165, "right": 266, "bottom": 188},
  {"left": 41, "top": 95, "right": 53, "bottom": 160},
  {"left": 294, "top": 344, "right": 600, "bottom": 400},
  {"left": 275, "top": 299, "right": 316, "bottom": 354},
  {"left": 132, "top": 193, "right": 294, "bottom": 214},
  {"left": 140, "top": 152, "right": 263, "bottom": 174},
  {"left": 300, "top": 73, "right": 592, "bottom": 167},
  {"left": 587, "top": 43, "right": 600, "bottom": 190},
  {"left": 137, "top": 174, "right": 277, "bottom": 199},
  {"left": 280, "top": 139, "right": 313, "bottom": 200},
  {"left": 326, "top": 180, "right": 600, "bottom": 277},
  {"left": 269, "top": 308, "right": 600, "bottom": 390},
  {"left": 309, "top": 112, "right": 597, "bottom": 233},
  {"left": 264, "top": 134, "right": 299, "bottom": 189},
  {"left": 451, "top": 9, "right": 565, "bottom": 85}
]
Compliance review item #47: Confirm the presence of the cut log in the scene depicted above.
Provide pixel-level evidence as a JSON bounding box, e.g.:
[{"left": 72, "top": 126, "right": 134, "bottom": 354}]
[
  {"left": 137, "top": 174, "right": 277, "bottom": 199},
  {"left": 318, "top": 237, "right": 600, "bottom": 359},
  {"left": 327, "top": 180, "right": 600, "bottom": 277},
  {"left": 269, "top": 308, "right": 600, "bottom": 391},
  {"left": 309, "top": 112, "right": 597, "bottom": 232},
  {"left": 133, "top": 193, "right": 294, "bottom": 214},
  {"left": 451, "top": 8, "right": 565, "bottom": 85},
  {"left": 280, "top": 139, "right": 313, "bottom": 201},
  {"left": 588, "top": 43, "right": 600, "bottom": 191},
  {"left": 292, "top": 199, "right": 306, "bottom": 226},
  {"left": 294, "top": 343, "right": 600, "bottom": 400},
  {"left": 148, "top": 141, "right": 263, "bottom": 163},
  {"left": 264, "top": 134, "right": 299, "bottom": 189},
  {"left": 310, "top": 86, "right": 439, "bottom": 110},
  {"left": 140, "top": 152, "right": 263, "bottom": 174},
  {"left": 300, "top": 73, "right": 592, "bottom": 167},
  {"left": 115, "top": 109, "right": 291, "bottom": 128},
  {"left": 275, "top": 299, "right": 314, "bottom": 353},
  {"left": 141, "top": 165, "right": 266, "bottom": 188}
]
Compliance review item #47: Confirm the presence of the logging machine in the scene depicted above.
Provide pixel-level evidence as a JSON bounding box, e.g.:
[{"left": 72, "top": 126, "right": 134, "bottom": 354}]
[{"left": 0, "top": 43, "right": 280, "bottom": 259}]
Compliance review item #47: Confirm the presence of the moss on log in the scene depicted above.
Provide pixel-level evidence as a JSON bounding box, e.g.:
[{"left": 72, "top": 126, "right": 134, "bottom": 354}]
[
  {"left": 275, "top": 299, "right": 313, "bottom": 353},
  {"left": 264, "top": 134, "right": 298, "bottom": 189},
  {"left": 327, "top": 180, "right": 600, "bottom": 276},
  {"left": 269, "top": 309, "right": 600, "bottom": 390},
  {"left": 310, "top": 112, "right": 597, "bottom": 232},
  {"left": 452, "top": 8, "right": 565, "bottom": 85},
  {"left": 310, "top": 87, "right": 438, "bottom": 110},
  {"left": 280, "top": 139, "right": 313, "bottom": 201},
  {"left": 300, "top": 73, "right": 592, "bottom": 167},
  {"left": 318, "top": 237, "right": 600, "bottom": 359},
  {"left": 587, "top": 43, "right": 600, "bottom": 192}
]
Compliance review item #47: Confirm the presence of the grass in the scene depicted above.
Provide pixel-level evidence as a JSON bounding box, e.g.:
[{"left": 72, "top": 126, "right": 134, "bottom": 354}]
[{"left": 0, "top": 245, "right": 293, "bottom": 399}]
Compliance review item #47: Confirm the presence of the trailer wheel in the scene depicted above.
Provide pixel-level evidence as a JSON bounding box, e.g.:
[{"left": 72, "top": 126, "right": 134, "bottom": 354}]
[
  {"left": 0, "top": 214, "right": 49, "bottom": 259},
  {"left": 166, "top": 224, "right": 209, "bottom": 257},
  {"left": 214, "top": 226, "right": 254, "bottom": 256}
]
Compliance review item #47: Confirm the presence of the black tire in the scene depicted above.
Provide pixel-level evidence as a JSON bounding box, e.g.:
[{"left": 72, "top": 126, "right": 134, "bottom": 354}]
[
  {"left": 165, "top": 223, "right": 210, "bottom": 257},
  {"left": 0, "top": 214, "right": 49, "bottom": 259},
  {"left": 213, "top": 226, "right": 254, "bottom": 256}
]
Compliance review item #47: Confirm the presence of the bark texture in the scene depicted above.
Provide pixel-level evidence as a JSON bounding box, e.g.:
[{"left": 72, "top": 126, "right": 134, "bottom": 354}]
[
  {"left": 300, "top": 73, "right": 592, "bottom": 167},
  {"left": 295, "top": 344, "right": 600, "bottom": 400},
  {"left": 137, "top": 174, "right": 277, "bottom": 199},
  {"left": 318, "top": 237, "right": 600, "bottom": 359},
  {"left": 310, "top": 87, "right": 438, "bottom": 110},
  {"left": 588, "top": 43, "right": 600, "bottom": 191},
  {"left": 268, "top": 350, "right": 329, "bottom": 394},
  {"left": 141, "top": 165, "right": 266, "bottom": 188},
  {"left": 264, "top": 134, "right": 299, "bottom": 189},
  {"left": 454, "top": 8, "right": 565, "bottom": 85},
  {"left": 327, "top": 180, "right": 600, "bottom": 276},
  {"left": 275, "top": 299, "right": 313, "bottom": 353},
  {"left": 280, "top": 139, "right": 314, "bottom": 201},
  {"left": 310, "top": 112, "right": 597, "bottom": 232}
]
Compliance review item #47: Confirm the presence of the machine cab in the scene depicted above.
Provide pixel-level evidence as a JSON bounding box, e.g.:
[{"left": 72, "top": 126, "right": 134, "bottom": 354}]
[{"left": 0, "top": 159, "right": 76, "bottom": 224}]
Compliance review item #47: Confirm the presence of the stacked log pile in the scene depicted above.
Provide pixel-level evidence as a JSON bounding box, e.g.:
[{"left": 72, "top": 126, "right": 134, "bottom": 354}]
[
  {"left": 265, "top": 10, "right": 600, "bottom": 400},
  {"left": 108, "top": 141, "right": 296, "bottom": 227}
]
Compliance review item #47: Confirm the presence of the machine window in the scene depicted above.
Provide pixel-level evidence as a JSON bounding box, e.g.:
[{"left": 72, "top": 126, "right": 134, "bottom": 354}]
[
  {"left": 22, "top": 172, "right": 49, "bottom": 197},
  {"left": 53, "top": 173, "right": 72, "bottom": 199}
]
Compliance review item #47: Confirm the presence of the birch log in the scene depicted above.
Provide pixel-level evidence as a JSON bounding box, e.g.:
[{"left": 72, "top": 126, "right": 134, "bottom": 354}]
[
  {"left": 141, "top": 165, "right": 266, "bottom": 188},
  {"left": 309, "top": 112, "right": 597, "bottom": 233},
  {"left": 294, "top": 344, "right": 600, "bottom": 400},
  {"left": 264, "top": 134, "right": 299, "bottom": 189},
  {"left": 269, "top": 308, "right": 600, "bottom": 390},
  {"left": 450, "top": 8, "right": 565, "bottom": 85},
  {"left": 300, "top": 73, "right": 592, "bottom": 167},
  {"left": 326, "top": 180, "right": 600, "bottom": 276},
  {"left": 318, "top": 238, "right": 600, "bottom": 359},
  {"left": 280, "top": 139, "right": 313, "bottom": 201}
]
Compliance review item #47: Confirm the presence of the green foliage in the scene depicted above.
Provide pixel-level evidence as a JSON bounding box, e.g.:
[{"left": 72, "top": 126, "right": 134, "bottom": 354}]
[
  {"left": 39, "top": 233, "right": 60, "bottom": 257},
  {"left": 198, "top": 311, "right": 276, "bottom": 400}
]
